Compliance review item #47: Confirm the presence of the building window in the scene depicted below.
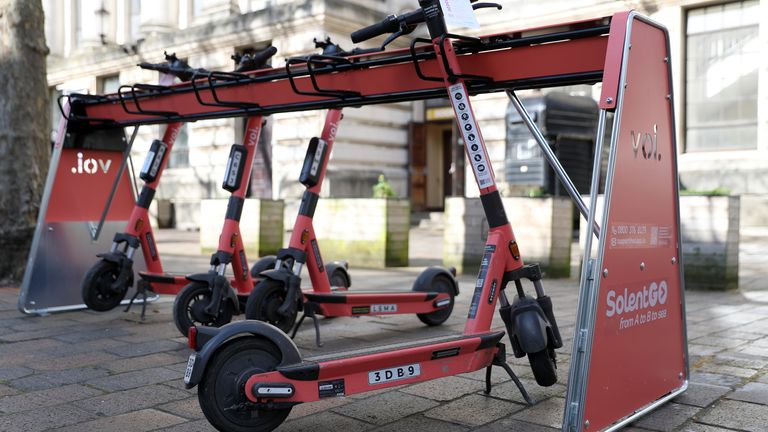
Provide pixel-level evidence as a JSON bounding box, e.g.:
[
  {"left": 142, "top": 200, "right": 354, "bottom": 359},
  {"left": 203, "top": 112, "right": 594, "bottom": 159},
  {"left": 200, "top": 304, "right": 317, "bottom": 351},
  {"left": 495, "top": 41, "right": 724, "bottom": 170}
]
[
  {"left": 130, "top": 0, "right": 142, "bottom": 40},
  {"left": 97, "top": 74, "right": 121, "bottom": 94},
  {"left": 192, "top": 0, "right": 205, "bottom": 16},
  {"left": 167, "top": 124, "right": 190, "bottom": 168},
  {"left": 685, "top": 0, "right": 759, "bottom": 152}
]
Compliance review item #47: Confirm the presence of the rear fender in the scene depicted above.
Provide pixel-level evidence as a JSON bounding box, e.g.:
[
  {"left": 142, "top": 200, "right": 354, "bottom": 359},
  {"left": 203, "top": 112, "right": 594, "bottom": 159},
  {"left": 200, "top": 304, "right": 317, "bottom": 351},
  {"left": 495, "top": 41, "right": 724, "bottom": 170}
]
[{"left": 186, "top": 321, "right": 301, "bottom": 388}]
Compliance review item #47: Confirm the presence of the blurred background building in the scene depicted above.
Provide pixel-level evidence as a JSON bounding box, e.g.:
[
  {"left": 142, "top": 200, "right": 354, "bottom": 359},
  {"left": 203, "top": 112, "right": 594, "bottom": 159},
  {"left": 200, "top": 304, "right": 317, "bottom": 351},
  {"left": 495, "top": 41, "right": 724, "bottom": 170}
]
[{"left": 43, "top": 0, "right": 768, "bottom": 228}]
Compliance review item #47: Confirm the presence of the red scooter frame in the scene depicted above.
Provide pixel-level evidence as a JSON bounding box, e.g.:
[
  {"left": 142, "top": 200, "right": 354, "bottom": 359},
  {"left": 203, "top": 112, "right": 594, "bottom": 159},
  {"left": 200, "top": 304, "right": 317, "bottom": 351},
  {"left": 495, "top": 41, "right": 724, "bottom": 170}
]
[{"left": 246, "top": 107, "right": 458, "bottom": 345}]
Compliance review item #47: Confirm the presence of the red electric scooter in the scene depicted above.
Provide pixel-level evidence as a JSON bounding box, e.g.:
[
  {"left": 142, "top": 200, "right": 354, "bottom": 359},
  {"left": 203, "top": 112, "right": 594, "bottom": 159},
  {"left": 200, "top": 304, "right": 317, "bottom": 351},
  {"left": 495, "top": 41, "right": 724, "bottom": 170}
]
[
  {"left": 246, "top": 108, "right": 458, "bottom": 346},
  {"left": 80, "top": 47, "right": 279, "bottom": 336},
  {"left": 246, "top": 39, "right": 458, "bottom": 346},
  {"left": 185, "top": 2, "right": 563, "bottom": 430}
]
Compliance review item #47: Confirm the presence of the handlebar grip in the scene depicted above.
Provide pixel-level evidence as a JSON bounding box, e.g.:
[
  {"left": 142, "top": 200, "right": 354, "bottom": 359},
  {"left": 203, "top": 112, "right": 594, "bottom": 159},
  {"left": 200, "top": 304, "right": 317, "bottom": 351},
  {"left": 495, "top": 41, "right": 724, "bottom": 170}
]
[
  {"left": 137, "top": 62, "right": 169, "bottom": 73},
  {"left": 251, "top": 45, "right": 278, "bottom": 65},
  {"left": 351, "top": 15, "right": 399, "bottom": 44}
]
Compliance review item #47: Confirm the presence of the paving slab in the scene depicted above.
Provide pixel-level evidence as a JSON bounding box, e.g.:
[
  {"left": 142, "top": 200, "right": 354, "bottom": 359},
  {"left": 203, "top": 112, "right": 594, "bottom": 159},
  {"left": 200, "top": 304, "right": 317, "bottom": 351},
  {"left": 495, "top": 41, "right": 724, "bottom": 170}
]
[
  {"left": 424, "top": 393, "right": 525, "bottom": 427},
  {"left": 50, "top": 408, "right": 186, "bottom": 432},
  {"left": 726, "top": 382, "right": 768, "bottom": 405},
  {"left": 73, "top": 384, "right": 190, "bottom": 416},
  {"left": 281, "top": 411, "right": 375, "bottom": 431},
  {"left": 371, "top": 414, "right": 469, "bottom": 432},
  {"left": 333, "top": 391, "right": 440, "bottom": 425},
  {"left": 84, "top": 366, "right": 180, "bottom": 391},
  {"left": 631, "top": 402, "right": 701, "bottom": 431},
  {"left": 673, "top": 382, "right": 731, "bottom": 408},
  {"left": 697, "top": 400, "right": 768, "bottom": 431},
  {"left": 0, "top": 404, "right": 98, "bottom": 432},
  {"left": 509, "top": 397, "right": 564, "bottom": 429}
]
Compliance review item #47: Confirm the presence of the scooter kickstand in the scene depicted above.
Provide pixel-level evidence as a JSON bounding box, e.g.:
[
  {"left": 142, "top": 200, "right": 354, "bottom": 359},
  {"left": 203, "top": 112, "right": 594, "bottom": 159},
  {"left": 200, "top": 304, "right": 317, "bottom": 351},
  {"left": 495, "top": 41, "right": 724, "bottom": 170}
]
[
  {"left": 124, "top": 280, "right": 150, "bottom": 320},
  {"left": 485, "top": 344, "right": 534, "bottom": 406},
  {"left": 289, "top": 302, "right": 323, "bottom": 347}
]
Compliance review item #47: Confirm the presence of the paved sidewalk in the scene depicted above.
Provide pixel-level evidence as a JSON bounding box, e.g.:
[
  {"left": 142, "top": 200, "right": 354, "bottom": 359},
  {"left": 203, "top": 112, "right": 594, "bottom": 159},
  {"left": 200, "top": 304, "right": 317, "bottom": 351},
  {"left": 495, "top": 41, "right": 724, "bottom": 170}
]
[{"left": 0, "top": 230, "right": 766, "bottom": 431}]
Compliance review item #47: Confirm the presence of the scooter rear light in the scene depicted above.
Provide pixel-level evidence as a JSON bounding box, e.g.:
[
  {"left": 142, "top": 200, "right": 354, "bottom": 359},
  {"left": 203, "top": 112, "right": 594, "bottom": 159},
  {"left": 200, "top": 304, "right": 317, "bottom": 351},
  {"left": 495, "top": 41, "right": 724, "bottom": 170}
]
[{"left": 188, "top": 326, "right": 198, "bottom": 350}]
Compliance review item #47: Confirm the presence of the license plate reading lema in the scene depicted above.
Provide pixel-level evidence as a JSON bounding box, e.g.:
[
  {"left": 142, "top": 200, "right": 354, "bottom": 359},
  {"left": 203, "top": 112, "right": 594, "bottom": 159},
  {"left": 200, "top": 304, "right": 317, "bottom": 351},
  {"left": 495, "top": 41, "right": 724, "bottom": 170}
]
[{"left": 368, "top": 363, "right": 421, "bottom": 385}]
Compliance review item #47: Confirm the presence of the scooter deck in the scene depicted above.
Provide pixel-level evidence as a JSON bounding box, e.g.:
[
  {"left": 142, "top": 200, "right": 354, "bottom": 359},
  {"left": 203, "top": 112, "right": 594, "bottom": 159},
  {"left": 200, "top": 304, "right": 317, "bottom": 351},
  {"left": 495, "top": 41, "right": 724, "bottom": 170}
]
[
  {"left": 304, "top": 291, "right": 439, "bottom": 303},
  {"left": 300, "top": 331, "right": 504, "bottom": 364},
  {"left": 245, "top": 331, "right": 505, "bottom": 403},
  {"left": 303, "top": 290, "right": 451, "bottom": 316}
]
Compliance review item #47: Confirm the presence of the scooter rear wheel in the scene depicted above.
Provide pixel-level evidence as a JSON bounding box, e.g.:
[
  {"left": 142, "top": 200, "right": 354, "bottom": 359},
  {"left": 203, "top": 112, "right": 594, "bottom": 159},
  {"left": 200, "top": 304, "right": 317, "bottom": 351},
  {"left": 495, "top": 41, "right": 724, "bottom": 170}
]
[
  {"left": 416, "top": 274, "right": 455, "bottom": 326},
  {"left": 81, "top": 260, "right": 132, "bottom": 312},
  {"left": 173, "top": 282, "right": 234, "bottom": 336},
  {"left": 245, "top": 279, "right": 298, "bottom": 334},
  {"left": 198, "top": 337, "right": 291, "bottom": 432},
  {"left": 528, "top": 348, "right": 558, "bottom": 387}
]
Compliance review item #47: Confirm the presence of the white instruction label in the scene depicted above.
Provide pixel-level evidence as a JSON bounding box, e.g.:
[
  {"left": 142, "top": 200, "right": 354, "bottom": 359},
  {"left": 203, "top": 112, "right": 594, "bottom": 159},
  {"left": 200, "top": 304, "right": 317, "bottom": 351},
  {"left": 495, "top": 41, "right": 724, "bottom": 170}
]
[
  {"left": 439, "top": 0, "right": 480, "bottom": 29},
  {"left": 448, "top": 83, "right": 494, "bottom": 188}
]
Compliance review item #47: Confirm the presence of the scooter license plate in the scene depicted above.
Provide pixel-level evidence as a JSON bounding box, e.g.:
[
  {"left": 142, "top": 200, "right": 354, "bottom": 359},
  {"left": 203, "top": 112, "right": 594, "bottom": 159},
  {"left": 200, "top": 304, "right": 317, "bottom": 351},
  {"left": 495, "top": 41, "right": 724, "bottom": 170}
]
[
  {"left": 183, "top": 354, "right": 196, "bottom": 384},
  {"left": 368, "top": 363, "right": 420, "bottom": 385}
]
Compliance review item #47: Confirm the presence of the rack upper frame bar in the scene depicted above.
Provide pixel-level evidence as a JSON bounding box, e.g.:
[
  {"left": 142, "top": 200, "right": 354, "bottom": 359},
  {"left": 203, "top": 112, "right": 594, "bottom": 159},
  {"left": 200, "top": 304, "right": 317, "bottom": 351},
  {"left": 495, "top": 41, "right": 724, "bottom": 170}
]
[{"left": 66, "top": 16, "right": 625, "bottom": 128}]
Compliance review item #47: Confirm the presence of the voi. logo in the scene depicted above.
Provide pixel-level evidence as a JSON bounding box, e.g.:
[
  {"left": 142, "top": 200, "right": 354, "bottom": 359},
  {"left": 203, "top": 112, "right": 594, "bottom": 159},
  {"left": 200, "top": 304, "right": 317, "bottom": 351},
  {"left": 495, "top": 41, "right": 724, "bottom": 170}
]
[{"left": 630, "top": 124, "right": 661, "bottom": 161}]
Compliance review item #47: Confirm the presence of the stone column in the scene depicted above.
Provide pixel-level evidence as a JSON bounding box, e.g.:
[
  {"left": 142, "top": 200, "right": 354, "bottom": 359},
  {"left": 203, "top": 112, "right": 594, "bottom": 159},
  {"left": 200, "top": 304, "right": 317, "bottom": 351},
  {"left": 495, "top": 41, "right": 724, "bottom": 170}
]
[
  {"left": 139, "top": 0, "right": 178, "bottom": 35},
  {"left": 76, "top": 0, "right": 105, "bottom": 48},
  {"left": 42, "top": 0, "right": 65, "bottom": 56}
]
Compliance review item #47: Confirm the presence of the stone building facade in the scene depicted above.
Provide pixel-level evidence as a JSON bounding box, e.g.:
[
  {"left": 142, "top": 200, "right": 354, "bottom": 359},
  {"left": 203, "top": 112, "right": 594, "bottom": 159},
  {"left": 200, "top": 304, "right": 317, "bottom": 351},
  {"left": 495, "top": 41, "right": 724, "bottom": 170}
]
[{"left": 44, "top": 0, "right": 768, "bottom": 228}]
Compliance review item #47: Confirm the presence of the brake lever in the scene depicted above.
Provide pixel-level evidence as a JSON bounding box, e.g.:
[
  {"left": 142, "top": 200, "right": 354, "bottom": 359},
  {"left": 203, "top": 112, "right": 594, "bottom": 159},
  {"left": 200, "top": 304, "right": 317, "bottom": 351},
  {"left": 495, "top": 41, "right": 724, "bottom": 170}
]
[
  {"left": 380, "top": 23, "right": 417, "bottom": 50},
  {"left": 472, "top": 2, "right": 502, "bottom": 10}
]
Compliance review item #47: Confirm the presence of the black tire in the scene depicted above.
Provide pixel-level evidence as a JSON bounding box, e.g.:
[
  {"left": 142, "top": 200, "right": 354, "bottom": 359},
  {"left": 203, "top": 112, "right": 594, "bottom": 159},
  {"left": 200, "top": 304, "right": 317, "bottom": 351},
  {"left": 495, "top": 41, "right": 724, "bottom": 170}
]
[
  {"left": 529, "top": 348, "right": 558, "bottom": 387},
  {"left": 173, "top": 282, "right": 235, "bottom": 336},
  {"left": 329, "top": 267, "right": 350, "bottom": 289},
  {"left": 250, "top": 255, "right": 277, "bottom": 279},
  {"left": 416, "top": 274, "right": 455, "bottom": 326},
  {"left": 198, "top": 337, "right": 291, "bottom": 432},
  {"left": 245, "top": 279, "right": 298, "bottom": 334},
  {"left": 81, "top": 260, "right": 132, "bottom": 312}
]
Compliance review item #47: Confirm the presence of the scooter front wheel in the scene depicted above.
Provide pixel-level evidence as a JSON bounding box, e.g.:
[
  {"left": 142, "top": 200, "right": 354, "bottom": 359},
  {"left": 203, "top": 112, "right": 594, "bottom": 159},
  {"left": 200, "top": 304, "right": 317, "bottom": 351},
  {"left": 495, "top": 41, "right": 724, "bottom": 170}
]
[
  {"left": 416, "top": 274, "right": 455, "bottom": 326},
  {"left": 81, "top": 260, "right": 132, "bottom": 312},
  {"left": 198, "top": 337, "right": 292, "bottom": 432},
  {"left": 173, "top": 282, "right": 234, "bottom": 336},
  {"left": 528, "top": 348, "right": 558, "bottom": 387},
  {"left": 245, "top": 279, "right": 298, "bottom": 334}
]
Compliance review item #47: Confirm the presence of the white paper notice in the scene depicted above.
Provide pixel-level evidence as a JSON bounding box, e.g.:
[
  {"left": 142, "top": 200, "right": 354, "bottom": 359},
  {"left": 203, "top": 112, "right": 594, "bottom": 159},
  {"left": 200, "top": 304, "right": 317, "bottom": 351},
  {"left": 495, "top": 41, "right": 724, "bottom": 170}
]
[{"left": 439, "top": 0, "right": 480, "bottom": 29}]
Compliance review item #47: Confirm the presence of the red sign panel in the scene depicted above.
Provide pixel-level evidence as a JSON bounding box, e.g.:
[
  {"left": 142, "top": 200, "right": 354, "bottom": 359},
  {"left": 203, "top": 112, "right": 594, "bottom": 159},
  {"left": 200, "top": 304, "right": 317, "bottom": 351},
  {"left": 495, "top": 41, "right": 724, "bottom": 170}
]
[
  {"left": 46, "top": 149, "right": 135, "bottom": 223},
  {"left": 583, "top": 18, "right": 687, "bottom": 430}
]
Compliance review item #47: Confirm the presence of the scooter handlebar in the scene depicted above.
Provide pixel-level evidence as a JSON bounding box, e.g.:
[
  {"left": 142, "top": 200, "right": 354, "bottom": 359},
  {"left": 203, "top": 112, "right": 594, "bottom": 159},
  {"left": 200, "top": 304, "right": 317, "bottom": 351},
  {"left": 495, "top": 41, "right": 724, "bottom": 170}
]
[{"left": 351, "top": 14, "right": 400, "bottom": 44}]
